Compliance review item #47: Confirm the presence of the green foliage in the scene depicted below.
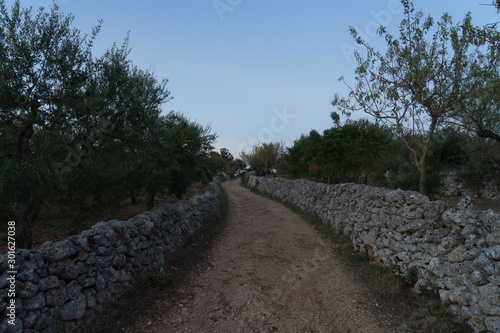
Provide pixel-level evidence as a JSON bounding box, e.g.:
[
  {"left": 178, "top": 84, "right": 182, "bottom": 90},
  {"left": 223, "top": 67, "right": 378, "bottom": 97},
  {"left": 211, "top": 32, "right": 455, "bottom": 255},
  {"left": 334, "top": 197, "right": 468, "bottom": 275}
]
[
  {"left": 281, "top": 130, "right": 322, "bottom": 180},
  {"left": 201, "top": 149, "right": 245, "bottom": 179},
  {"left": 147, "top": 273, "right": 174, "bottom": 288},
  {"left": 377, "top": 128, "right": 473, "bottom": 195},
  {"left": 0, "top": 1, "right": 115, "bottom": 247},
  {"left": 455, "top": 137, "right": 500, "bottom": 190},
  {"left": 228, "top": 158, "right": 247, "bottom": 177},
  {"left": 53, "top": 137, "right": 130, "bottom": 220},
  {"left": 406, "top": 267, "right": 420, "bottom": 284},
  {"left": 332, "top": 1, "right": 478, "bottom": 195},
  {"left": 282, "top": 114, "right": 486, "bottom": 196},
  {"left": 396, "top": 128, "right": 471, "bottom": 194},
  {"left": 283, "top": 117, "right": 395, "bottom": 186},
  {"left": 320, "top": 118, "right": 394, "bottom": 184},
  {"left": 0, "top": 1, "right": 217, "bottom": 247},
  {"left": 202, "top": 151, "right": 227, "bottom": 179},
  {"left": 141, "top": 111, "right": 216, "bottom": 201},
  {"left": 452, "top": 24, "right": 500, "bottom": 171},
  {"left": 240, "top": 142, "right": 286, "bottom": 176},
  {"left": 240, "top": 173, "right": 250, "bottom": 187},
  {"left": 220, "top": 148, "right": 233, "bottom": 161},
  {"left": 282, "top": 130, "right": 322, "bottom": 180},
  {"left": 432, "top": 128, "right": 469, "bottom": 168}
]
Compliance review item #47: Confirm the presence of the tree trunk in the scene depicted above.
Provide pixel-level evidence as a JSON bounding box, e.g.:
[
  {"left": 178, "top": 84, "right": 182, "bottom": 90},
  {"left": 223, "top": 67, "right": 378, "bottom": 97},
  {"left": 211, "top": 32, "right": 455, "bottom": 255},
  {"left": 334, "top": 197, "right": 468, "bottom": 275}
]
[
  {"left": 16, "top": 199, "right": 42, "bottom": 249},
  {"left": 146, "top": 189, "right": 155, "bottom": 210},
  {"left": 418, "top": 153, "right": 429, "bottom": 196},
  {"left": 417, "top": 116, "right": 439, "bottom": 196},
  {"left": 130, "top": 191, "right": 137, "bottom": 205},
  {"left": 18, "top": 222, "right": 33, "bottom": 249},
  {"left": 327, "top": 171, "right": 334, "bottom": 184}
]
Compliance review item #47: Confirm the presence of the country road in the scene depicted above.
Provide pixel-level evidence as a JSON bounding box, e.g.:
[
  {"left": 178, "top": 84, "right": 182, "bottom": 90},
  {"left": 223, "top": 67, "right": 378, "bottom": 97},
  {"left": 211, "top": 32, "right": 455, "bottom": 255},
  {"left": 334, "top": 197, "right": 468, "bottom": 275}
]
[{"left": 118, "top": 179, "right": 407, "bottom": 332}]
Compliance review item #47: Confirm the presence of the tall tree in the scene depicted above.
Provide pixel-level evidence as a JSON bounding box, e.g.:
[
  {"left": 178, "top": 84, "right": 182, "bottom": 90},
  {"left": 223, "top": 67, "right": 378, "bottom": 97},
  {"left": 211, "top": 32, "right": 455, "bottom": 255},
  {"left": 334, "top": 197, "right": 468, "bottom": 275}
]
[
  {"left": 129, "top": 111, "right": 216, "bottom": 210},
  {"left": 0, "top": 1, "right": 170, "bottom": 247},
  {"left": 0, "top": 1, "right": 99, "bottom": 247},
  {"left": 319, "top": 116, "right": 394, "bottom": 185},
  {"left": 283, "top": 114, "right": 394, "bottom": 185},
  {"left": 282, "top": 130, "right": 322, "bottom": 180},
  {"left": 332, "top": 0, "right": 473, "bottom": 195},
  {"left": 451, "top": 3, "right": 500, "bottom": 169}
]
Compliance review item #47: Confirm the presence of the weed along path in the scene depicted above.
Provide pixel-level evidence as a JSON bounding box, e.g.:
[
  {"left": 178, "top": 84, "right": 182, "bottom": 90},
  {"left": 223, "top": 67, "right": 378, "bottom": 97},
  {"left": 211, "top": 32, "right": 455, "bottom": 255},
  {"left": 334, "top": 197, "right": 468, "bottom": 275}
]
[{"left": 124, "top": 179, "right": 402, "bottom": 333}]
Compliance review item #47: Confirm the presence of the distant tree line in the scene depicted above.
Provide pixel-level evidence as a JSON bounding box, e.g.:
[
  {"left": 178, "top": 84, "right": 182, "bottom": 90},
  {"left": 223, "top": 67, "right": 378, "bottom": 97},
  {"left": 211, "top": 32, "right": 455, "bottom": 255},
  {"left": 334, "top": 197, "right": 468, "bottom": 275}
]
[
  {"left": 242, "top": 1, "right": 499, "bottom": 197},
  {"left": 0, "top": 1, "right": 234, "bottom": 248}
]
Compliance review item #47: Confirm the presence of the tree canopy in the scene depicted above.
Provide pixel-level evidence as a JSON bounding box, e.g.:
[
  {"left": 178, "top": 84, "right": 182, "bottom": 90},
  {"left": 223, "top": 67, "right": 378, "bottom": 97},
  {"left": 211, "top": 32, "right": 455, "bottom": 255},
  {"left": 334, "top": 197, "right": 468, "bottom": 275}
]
[
  {"left": 266, "top": 1, "right": 499, "bottom": 197},
  {"left": 282, "top": 116, "right": 394, "bottom": 185},
  {"left": 0, "top": 1, "right": 219, "bottom": 248},
  {"left": 241, "top": 142, "right": 286, "bottom": 177},
  {"left": 332, "top": 0, "right": 499, "bottom": 195}
]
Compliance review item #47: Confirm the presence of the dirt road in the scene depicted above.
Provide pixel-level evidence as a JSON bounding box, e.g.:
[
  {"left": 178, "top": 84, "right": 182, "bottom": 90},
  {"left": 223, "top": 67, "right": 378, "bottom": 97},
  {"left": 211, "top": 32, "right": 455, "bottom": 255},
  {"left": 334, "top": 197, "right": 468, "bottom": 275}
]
[{"left": 124, "top": 179, "right": 402, "bottom": 332}]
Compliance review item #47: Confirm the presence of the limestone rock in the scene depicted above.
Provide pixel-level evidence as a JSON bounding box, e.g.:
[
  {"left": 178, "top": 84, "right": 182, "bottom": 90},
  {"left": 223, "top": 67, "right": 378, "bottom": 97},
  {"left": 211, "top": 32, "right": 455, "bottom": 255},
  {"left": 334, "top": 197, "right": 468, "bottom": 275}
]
[
  {"left": 485, "top": 246, "right": 500, "bottom": 261},
  {"left": 0, "top": 180, "right": 224, "bottom": 332},
  {"left": 246, "top": 175, "right": 500, "bottom": 332},
  {"left": 40, "top": 240, "right": 77, "bottom": 263},
  {"left": 61, "top": 294, "right": 87, "bottom": 320}
]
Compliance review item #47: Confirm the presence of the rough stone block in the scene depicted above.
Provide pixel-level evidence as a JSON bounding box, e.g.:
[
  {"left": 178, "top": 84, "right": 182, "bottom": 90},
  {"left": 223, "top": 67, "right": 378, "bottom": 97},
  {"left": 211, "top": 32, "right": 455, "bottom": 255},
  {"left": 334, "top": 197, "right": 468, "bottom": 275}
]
[
  {"left": 19, "top": 281, "right": 39, "bottom": 299},
  {"left": 485, "top": 246, "right": 500, "bottom": 261},
  {"left": 60, "top": 294, "right": 87, "bottom": 321},
  {"left": 45, "top": 287, "right": 68, "bottom": 307},
  {"left": 448, "top": 245, "right": 466, "bottom": 263},
  {"left": 66, "top": 280, "right": 82, "bottom": 300},
  {"left": 38, "top": 276, "right": 62, "bottom": 291},
  {"left": 40, "top": 240, "right": 77, "bottom": 263},
  {"left": 485, "top": 316, "right": 500, "bottom": 333},
  {"left": 48, "top": 259, "right": 81, "bottom": 281},
  {"left": 23, "top": 293, "right": 45, "bottom": 311}
]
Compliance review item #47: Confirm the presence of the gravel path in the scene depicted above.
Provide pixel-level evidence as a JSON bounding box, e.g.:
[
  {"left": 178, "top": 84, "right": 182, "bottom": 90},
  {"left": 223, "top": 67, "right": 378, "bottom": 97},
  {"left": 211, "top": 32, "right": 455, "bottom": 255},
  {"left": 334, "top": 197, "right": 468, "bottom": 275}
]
[{"left": 124, "top": 179, "right": 400, "bottom": 332}]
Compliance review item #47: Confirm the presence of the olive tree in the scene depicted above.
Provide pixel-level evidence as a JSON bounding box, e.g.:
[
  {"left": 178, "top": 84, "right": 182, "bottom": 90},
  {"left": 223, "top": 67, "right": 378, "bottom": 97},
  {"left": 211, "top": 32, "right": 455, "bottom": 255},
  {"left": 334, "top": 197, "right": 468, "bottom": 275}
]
[
  {"left": 332, "top": 0, "right": 473, "bottom": 195},
  {"left": 0, "top": 1, "right": 170, "bottom": 247},
  {"left": 138, "top": 111, "right": 216, "bottom": 209}
]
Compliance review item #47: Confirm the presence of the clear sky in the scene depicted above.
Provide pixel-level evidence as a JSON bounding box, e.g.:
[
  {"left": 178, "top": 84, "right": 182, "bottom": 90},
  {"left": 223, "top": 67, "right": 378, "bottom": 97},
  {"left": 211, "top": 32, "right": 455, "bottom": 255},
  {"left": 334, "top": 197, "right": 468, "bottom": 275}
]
[{"left": 6, "top": 0, "right": 499, "bottom": 158}]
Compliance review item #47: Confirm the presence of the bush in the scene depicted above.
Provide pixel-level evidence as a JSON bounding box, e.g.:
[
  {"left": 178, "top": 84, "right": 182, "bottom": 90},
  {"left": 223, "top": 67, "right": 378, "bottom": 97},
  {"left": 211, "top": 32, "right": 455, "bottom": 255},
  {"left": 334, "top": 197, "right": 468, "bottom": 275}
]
[{"left": 240, "top": 173, "right": 250, "bottom": 187}]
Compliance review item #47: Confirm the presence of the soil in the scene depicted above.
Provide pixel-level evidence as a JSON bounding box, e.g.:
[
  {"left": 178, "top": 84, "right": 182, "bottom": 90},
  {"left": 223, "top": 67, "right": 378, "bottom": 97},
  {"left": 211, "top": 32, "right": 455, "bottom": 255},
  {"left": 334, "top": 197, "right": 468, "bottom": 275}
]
[{"left": 114, "top": 179, "right": 409, "bottom": 333}]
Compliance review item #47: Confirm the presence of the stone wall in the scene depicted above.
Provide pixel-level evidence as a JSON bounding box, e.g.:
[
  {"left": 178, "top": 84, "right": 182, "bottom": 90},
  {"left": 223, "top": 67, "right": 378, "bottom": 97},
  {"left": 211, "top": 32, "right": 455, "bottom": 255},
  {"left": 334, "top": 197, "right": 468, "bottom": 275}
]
[
  {"left": 247, "top": 175, "right": 500, "bottom": 333},
  {"left": 0, "top": 181, "right": 223, "bottom": 333},
  {"left": 440, "top": 173, "right": 500, "bottom": 200}
]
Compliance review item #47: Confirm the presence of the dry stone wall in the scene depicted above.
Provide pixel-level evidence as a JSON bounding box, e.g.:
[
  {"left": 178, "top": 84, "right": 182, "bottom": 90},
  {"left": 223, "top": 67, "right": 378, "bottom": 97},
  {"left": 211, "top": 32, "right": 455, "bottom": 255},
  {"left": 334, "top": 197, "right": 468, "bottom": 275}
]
[
  {"left": 247, "top": 175, "right": 500, "bottom": 333},
  {"left": 0, "top": 181, "right": 223, "bottom": 333},
  {"left": 440, "top": 173, "right": 500, "bottom": 200}
]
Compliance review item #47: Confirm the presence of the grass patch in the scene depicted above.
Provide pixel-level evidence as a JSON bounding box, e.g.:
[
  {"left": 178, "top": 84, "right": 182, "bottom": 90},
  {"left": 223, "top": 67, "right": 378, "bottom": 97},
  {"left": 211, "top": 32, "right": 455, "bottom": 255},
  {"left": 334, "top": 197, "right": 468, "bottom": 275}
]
[
  {"left": 148, "top": 273, "right": 174, "bottom": 288},
  {"left": 243, "top": 182, "right": 472, "bottom": 333},
  {"left": 206, "top": 184, "right": 229, "bottom": 236}
]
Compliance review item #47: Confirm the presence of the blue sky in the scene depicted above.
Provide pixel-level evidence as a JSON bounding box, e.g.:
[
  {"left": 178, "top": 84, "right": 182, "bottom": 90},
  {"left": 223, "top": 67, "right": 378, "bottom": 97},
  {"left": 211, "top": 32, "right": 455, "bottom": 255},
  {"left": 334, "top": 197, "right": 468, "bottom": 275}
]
[{"left": 6, "top": 0, "right": 499, "bottom": 157}]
